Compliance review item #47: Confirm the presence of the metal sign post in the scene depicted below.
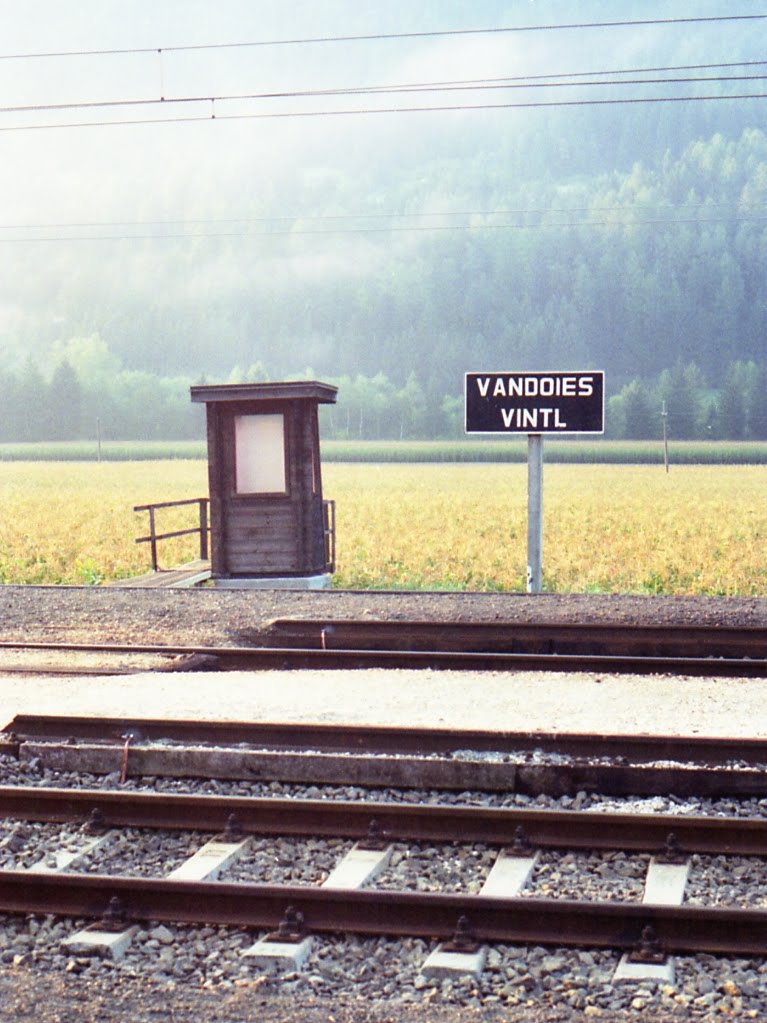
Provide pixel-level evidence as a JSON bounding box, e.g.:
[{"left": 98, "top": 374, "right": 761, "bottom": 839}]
[
  {"left": 465, "top": 370, "right": 605, "bottom": 595},
  {"left": 527, "top": 433, "right": 543, "bottom": 593}
]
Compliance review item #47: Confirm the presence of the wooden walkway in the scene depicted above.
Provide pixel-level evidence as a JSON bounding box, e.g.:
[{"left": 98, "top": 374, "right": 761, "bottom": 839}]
[{"left": 110, "top": 560, "right": 211, "bottom": 589}]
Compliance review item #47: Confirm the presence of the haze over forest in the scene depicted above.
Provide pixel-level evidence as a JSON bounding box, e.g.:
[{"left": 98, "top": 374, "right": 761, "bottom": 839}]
[{"left": 1, "top": 1, "right": 766, "bottom": 441}]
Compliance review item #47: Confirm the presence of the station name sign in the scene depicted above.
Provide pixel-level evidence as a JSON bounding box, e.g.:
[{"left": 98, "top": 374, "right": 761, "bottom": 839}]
[{"left": 465, "top": 371, "right": 605, "bottom": 435}]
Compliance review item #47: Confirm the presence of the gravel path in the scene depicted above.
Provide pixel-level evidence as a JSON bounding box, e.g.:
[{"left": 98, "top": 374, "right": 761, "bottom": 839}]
[
  {"left": 0, "top": 585, "right": 765, "bottom": 648},
  {"left": 4, "top": 666, "right": 767, "bottom": 741}
]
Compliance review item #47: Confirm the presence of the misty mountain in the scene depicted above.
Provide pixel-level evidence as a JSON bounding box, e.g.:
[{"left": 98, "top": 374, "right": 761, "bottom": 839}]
[{"left": 0, "top": 1, "right": 765, "bottom": 408}]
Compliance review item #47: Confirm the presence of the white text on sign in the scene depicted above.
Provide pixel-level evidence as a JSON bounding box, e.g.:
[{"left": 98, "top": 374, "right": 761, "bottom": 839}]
[{"left": 475, "top": 375, "right": 595, "bottom": 399}]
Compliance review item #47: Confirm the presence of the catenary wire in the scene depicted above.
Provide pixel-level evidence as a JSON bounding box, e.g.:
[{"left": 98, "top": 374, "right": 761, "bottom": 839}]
[
  {"left": 2, "top": 90, "right": 767, "bottom": 133},
  {"left": 1, "top": 199, "right": 764, "bottom": 231},
  {"left": 444, "top": 60, "right": 767, "bottom": 82},
  {"left": 3, "top": 71, "right": 767, "bottom": 117},
  {"left": 1, "top": 215, "right": 765, "bottom": 243},
  {"left": 0, "top": 14, "right": 765, "bottom": 61}
]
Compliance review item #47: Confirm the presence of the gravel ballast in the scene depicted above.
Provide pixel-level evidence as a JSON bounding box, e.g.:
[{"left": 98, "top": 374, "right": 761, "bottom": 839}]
[
  {"left": 2, "top": 753, "right": 767, "bottom": 1021},
  {"left": 1, "top": 911, "right": 767, "bottom": 1023}
]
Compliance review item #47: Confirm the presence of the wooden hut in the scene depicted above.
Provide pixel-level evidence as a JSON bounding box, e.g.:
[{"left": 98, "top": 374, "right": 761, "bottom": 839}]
[{"left": 190, "top": 381, "right": 337, "bottom": 585}]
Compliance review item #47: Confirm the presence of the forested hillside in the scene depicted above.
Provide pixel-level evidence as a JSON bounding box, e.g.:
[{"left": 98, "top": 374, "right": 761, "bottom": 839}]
[{"left": 1, "top": 3, "right": 765, "bottom": 442}]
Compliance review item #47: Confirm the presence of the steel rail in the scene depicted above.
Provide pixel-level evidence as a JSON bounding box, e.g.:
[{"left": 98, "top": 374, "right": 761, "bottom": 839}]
[
  {"left": 7, "top": 716, "right": 767, "bottom": 798},
  {"left": 0, "top": 639, "right": 765, "bottom": 676},
  {"left": 1, "top": 785, "right": 766, "bottom": 854},
  {"left": 8, "top": 713, "right": 767, "bottom": 763},
  {"left": 267, "top": 618, "right": 767, "bottom": 658},
  {"left": 0, "top": 869, "right": 766, "bottom": 956}
]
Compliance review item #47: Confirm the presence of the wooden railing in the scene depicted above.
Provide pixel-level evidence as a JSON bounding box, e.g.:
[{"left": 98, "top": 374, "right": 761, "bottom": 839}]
[
  {"left": 323, "top": 499, "right": 336, "bottom": 573},
  {"left": 134, "top": 498, "right": 210, "bottom": 572},
  {"left": 136, "top": 496, "right": 335, "bottom": 575}
]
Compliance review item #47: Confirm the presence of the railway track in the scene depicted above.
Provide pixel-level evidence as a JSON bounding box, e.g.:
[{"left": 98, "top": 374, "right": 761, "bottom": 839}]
[
  {"left": 2, "top": 712, "right": 767, "bottom": 1016},
  {"left": 264, "top": 618, "right": 767, "bottom": 658},
  {"left": 0, "top": 617, "right": 765, "bottom": 675},
  {"left": 1, "top": 615, "right": 766, "bottom": 1016},
  {"left": 1, "top": 783, "right": 767, "bottom": 958},
  {"left": 2, "top": 594, "right": 766, "bottom": 1018}
]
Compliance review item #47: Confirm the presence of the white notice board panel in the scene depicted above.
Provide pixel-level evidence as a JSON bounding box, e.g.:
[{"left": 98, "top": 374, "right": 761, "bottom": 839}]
[{"left": 234, "top": 413, "right": 287, "bottom": 493}]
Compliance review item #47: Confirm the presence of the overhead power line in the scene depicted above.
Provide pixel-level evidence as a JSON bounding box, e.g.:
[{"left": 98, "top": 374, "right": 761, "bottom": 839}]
[
  {"left": 1, "top": 200, "right": 765, "bottom": 232},
  {"left": 0, "top": 13, "right": 765, "bottom": 61},
  {"left": 462, "top": 60, "right": 767, "bottom": 82},
  {"left": 2, "top": 55, "right": 765, "bottom": 132},
  {"left": 2, "top": 90, "right": 766, "bottom": 133},
  {"left": 3, "top": 69, "right": 767, "bottom": 117},
  {"left": 2, "top": 215, "right": 765, "bottom": 243}
]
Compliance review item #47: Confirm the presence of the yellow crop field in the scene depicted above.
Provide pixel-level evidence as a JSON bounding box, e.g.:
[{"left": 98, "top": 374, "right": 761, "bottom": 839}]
[
  {"left": 0, "top": 461, "right": 210, "bottom": 585},
  {"left": 0, "top": 460, "right": 764, "bottom": 595},
  {"left": 328, "top": 463, "right": 767, "bottom": 596}
]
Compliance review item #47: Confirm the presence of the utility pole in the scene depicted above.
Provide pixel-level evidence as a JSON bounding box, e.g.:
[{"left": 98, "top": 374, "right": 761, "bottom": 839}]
[{"left": 661, "top": 401, "right": 669, "bottom": 473}]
